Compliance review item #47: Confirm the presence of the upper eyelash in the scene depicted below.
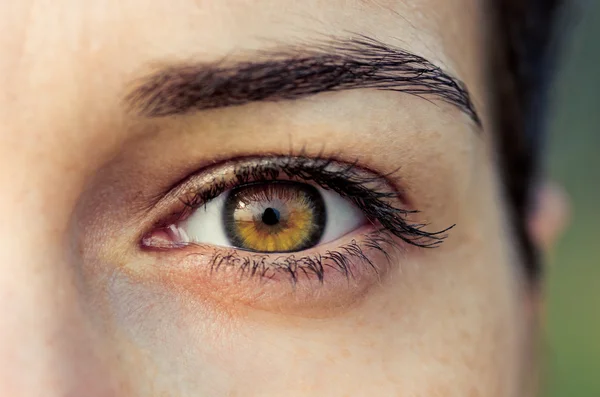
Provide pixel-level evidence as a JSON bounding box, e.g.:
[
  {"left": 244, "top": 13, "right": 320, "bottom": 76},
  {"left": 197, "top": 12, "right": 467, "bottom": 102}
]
[{"left": 179, "top": 156, "right": 453, "bottom": 248}]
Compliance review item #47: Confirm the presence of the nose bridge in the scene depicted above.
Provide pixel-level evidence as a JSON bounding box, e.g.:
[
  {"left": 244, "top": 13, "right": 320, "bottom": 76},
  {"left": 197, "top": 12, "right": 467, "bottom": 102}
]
[
  {"left": 0, "top": 164, "right": 113, "bottom": 396},
  {"left": 0, "top": 12, "right": 123, "bottom": 390}
]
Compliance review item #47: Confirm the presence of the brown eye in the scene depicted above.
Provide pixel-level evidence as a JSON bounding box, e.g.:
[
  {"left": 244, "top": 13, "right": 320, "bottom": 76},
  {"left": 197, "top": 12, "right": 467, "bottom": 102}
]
[
  {"left": 223, "top": 181, "right": 326, "bottom": 252},
  {"left": 168, "top": 180, "right": 366, "bottom": 253}
]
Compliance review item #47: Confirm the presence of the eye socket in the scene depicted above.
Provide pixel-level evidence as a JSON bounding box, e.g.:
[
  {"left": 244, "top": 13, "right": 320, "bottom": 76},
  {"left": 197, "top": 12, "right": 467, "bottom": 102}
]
[{"left": 176, "top": 180, "right": 366, "bottom": 252}]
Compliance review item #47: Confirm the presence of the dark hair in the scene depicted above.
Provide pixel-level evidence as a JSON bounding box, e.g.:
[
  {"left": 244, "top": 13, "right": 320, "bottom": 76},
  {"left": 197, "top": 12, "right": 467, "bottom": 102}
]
[{"left": 492, "top": 0, "right": 564, "bottom": 281}]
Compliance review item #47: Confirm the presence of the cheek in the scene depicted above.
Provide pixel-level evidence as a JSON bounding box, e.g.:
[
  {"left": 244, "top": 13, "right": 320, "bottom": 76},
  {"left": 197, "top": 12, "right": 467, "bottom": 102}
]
[
  {"left": 102, "top": 271, "right": 242, "bottom": 395},
  {"left": 92, "top": 235, "right": 527, "bottom": 397}
]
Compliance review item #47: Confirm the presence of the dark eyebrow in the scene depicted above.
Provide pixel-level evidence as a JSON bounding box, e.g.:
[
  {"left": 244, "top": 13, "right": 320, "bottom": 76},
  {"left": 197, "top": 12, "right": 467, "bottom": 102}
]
[{"left": 126, "top": 36, "right": 481, "bottom": 126}]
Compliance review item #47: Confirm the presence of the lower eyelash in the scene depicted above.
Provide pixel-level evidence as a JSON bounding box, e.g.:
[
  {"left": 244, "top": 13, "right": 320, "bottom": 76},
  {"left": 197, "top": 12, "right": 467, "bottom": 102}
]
[{"left": 201, "top": 230, "right": 399, "bottom": 285}]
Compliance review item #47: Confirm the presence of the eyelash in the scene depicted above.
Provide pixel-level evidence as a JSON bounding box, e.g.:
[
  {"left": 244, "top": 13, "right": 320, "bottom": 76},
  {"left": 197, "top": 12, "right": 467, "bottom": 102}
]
[
  {"left": 200, "top": 231, "right": 396, "bottom": 285},
  {"left": 145, "top": 155, "right": 453, "bottom": 283}
]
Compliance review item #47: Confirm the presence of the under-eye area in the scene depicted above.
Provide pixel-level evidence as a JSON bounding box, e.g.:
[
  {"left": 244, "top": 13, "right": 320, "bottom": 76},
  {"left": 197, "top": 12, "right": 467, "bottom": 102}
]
[{"left": 140, "top": 229, "right": 406, "bottom": 315}]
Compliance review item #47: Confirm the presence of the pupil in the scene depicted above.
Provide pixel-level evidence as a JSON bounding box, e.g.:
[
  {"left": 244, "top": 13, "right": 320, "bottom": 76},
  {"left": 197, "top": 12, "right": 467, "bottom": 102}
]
[{"left": 261, "top": 207, "right": 280, "bottom": 226}]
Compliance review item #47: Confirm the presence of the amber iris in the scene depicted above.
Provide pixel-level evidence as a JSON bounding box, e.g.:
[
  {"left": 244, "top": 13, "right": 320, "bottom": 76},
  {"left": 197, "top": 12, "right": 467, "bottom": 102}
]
[{"left": 223, "top": 181, "right": 326, "bottom": 252}]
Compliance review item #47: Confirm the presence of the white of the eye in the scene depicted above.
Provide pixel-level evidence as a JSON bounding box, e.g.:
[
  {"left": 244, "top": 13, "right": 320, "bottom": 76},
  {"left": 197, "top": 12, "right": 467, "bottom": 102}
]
[
  {"left": 179, "top": 192, "right": 230, "bottom": 246},
  {"left": 178, "top": 186, "right": 366, "bottom": 248},
  {"left": 318, "top": 188, "right": 366, "bottom": 244}
]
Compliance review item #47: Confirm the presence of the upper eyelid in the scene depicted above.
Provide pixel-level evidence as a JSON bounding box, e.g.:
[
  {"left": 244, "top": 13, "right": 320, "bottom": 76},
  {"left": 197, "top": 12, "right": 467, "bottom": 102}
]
[
  {"left": 141, "top": 155, "right": 399, "bottom": 231},
  {"left": 171, "top": 156, "right": 403, "bottom": 210}
]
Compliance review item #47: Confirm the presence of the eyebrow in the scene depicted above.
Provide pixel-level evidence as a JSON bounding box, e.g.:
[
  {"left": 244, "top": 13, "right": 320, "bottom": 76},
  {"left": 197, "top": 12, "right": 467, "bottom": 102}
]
[{"left": 126, "top": 36, "right": 481, "bottom": 126}]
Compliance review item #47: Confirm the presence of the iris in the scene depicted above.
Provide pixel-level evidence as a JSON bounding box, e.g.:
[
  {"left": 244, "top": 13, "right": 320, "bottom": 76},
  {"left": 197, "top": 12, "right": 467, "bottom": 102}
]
[{"left": 222, "top": 181, "right": 326, "bottom": 252}]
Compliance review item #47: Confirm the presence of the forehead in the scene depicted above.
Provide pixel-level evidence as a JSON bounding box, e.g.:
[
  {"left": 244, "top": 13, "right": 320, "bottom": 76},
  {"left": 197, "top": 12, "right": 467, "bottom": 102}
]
[
  {"left": 3, "top": 0, "right": 482, "bottom": 74},
  {"left": 1, "top": 0, "right": 486, "bottom": 158}
]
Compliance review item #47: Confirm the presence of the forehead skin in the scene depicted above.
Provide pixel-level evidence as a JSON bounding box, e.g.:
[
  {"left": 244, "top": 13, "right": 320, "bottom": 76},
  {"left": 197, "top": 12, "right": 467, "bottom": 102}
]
[{"left": 0, "top": 1, "right": 533, "bottom": 397}]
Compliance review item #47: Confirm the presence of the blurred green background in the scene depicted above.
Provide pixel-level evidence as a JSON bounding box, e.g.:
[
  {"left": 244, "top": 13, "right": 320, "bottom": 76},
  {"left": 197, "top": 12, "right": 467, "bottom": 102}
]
[{"left": 545, "top": 1, "right": 600, "bottom": 396}]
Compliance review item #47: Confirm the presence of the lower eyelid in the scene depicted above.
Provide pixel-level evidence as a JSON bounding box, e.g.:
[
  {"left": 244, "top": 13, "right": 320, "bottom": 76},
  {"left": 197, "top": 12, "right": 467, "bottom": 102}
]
[{"left": 134, "top": 227, "right": 400, "bottom": 317}]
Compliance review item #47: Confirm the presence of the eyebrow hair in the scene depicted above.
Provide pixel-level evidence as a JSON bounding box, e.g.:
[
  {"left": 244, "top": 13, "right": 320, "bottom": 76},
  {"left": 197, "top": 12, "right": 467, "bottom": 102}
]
[{"left": 126, "top": 36, "right": 481, "bottom": 126}]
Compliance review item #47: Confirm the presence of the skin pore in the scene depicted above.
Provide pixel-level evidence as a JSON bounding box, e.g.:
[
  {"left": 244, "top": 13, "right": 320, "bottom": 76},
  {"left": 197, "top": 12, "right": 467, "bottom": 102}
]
[{"left": 0, "top": 1, "right": 567, "bottom": 396}]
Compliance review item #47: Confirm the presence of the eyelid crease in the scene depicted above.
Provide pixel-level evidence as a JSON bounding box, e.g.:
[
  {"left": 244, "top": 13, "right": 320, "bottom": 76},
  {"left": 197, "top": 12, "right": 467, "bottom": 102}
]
[{"left": 180, "top": 156, "right": 396, "bottom": 208}]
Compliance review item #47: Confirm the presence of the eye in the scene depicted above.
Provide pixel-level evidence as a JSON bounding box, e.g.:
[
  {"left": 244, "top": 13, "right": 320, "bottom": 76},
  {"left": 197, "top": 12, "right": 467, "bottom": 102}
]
[
  {"left": 142, "top": 156, "right": 451, "bottom": 254},
  {"left": 177, "top": 181, "right": 366, "bottom": 252},
  {"left": 138, "top": 156, "right": 451, "bottom": 311}
]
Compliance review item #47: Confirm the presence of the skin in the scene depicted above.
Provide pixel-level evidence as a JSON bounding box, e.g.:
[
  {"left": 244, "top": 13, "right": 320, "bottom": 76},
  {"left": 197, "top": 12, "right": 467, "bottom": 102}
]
[{"left": 0, "top": 1, "right": 568, "bottom": 396}]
